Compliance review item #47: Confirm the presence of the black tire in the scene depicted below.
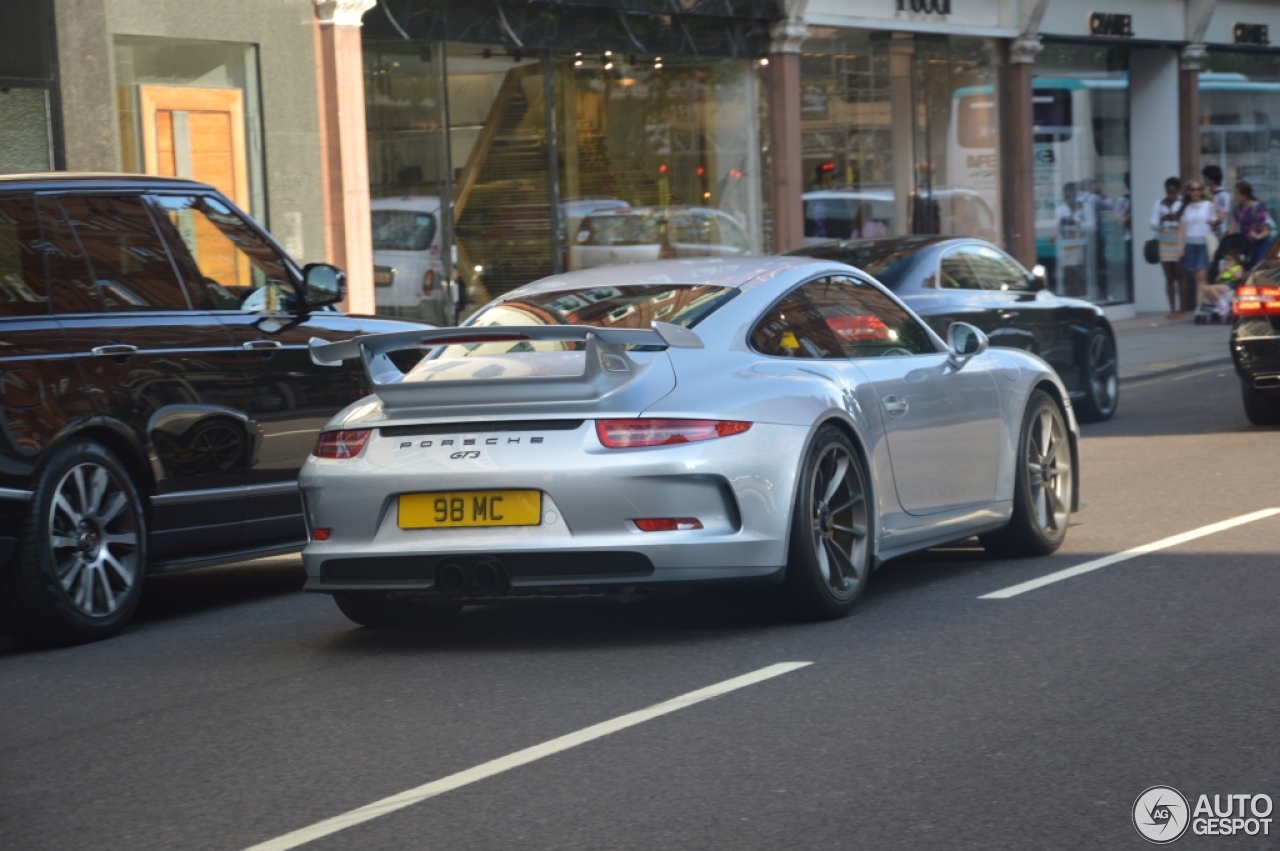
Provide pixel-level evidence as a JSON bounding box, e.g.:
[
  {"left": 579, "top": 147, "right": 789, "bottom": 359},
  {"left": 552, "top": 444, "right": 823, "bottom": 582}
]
[
  {"left": 1241, "top": 381, "right": 1280, "bottom": 426},
  {"left": 0, "top": 441, "right": 147, "bottom": 647},
  {"left": 333, "top": 593, "right": 461, "bottom": 629},
  {"left": 1075, "top": 328, "right": 1119, "bottom": 422},
  {"left": 782, "top": 426, "right": 873, "bottom": 620},
  {"left": 981, "top": 390, "right": 1074, "bottom": 558}
]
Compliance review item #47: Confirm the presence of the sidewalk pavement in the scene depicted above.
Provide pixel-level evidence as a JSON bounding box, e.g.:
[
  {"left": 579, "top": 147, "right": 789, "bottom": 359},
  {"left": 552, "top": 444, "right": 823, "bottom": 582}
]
[{"left": 1112, "top": 312, "right": 1233, "bottom": 383}]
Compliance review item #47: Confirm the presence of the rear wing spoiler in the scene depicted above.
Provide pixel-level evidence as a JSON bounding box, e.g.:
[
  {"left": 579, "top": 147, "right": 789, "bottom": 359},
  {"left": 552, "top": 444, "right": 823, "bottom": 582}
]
[{"left": 308, "top": 322, "right": 703, "bottom": 409}]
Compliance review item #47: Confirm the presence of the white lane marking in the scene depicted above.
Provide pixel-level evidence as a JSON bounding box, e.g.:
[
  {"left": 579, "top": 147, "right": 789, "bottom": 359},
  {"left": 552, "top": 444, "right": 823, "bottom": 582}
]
[
  {"left": 980, "top": 508, "right": 1280, "bottom": 599},
  {"left": 242, "top": 661, "right": 812, "bottom": 851}
]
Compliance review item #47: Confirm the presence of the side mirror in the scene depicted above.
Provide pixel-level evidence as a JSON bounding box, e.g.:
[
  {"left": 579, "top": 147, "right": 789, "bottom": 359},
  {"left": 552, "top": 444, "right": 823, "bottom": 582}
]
[
  {"left": 1029, "top": 264, "right": 1048, "bottom": 292},
  {"left": 303, "top": 263, "right": 345, "bottom": 308},
  {"left": 946, "top": 322, "right": 989, "bottom": 370}
]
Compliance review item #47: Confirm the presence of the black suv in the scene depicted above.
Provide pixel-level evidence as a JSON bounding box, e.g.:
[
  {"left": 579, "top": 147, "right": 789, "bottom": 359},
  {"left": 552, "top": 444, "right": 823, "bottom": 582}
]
[{"left": 0, "top": 174, "right": 422, "bottom": 646}]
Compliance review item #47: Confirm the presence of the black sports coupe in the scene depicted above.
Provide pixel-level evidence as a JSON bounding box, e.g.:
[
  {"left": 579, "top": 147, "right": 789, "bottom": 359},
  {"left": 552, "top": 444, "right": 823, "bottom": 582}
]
[{"left": 788, "top": 236, "right": 1120, "bottom": 422}]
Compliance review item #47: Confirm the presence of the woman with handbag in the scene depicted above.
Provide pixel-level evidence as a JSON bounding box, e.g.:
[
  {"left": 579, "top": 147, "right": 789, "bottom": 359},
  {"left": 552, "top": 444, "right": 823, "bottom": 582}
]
[{"left": 1150, "top": 176, "right": 1185, "bottom": 319}]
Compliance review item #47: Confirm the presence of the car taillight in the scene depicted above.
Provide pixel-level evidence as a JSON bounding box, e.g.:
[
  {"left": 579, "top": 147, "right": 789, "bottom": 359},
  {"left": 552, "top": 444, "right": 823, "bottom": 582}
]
[
  {"left": 312, "top": 429, "right": 371, "bottom": 459},
  {"left": 421, "top": 269, "right": 435, "bottom": 296},
  {"left": 826, "top": 314, "right": 890, "bottom": 342},
  {"left": 1234, "top": 284, "right": 1280, "bottom": 315},
  {"left": 595, "top": 419, "right": 751, "bottom": 448}
]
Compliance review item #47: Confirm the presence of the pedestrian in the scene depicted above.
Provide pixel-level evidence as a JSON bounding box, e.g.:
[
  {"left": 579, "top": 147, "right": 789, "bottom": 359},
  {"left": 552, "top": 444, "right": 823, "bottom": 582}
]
[
  {"left": 1202, "top": 164, "right": 1232, "bottom": 236},
  {"left": 1150, "top": 176, "right": 1185, "bottom": 318},
  {"left": 1230, "top": 180, "right": 1272, "bottom": 269},
  {"left": 1055, "top": 182, "right": 1094, "bottom": 297},
  {"left": 1177, "top": 179, "right": 1220, "bottom": 319},
  {"left": 1082, "top": 179, "right": 1112, "bottom": 293},
  {"left": 1115, "top": 171, "right": 1132, "bottom": 276}
]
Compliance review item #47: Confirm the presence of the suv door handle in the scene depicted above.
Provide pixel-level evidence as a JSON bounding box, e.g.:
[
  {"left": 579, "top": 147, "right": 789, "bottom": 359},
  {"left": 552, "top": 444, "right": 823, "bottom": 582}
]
[
  {"left": 242, "top": 339, "right": 283, "bottom": 351},
  {"left": 91, "top": 344, "right": 138, "bottom": 358},
  {"left": 883, "top": 395, "right": 909, "bottom": 417}
]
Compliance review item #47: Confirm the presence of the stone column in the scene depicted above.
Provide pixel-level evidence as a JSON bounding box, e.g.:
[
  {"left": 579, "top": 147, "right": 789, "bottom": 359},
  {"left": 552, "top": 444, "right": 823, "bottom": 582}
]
[
  {"left": 767, "top": 20, "right": 807, "bottom": 253},
  {"left": 314, "top": 0, "right": 376, "bottom": 314},
  {"left": 1179, "top": 44, "right": 1206, "bottom": 184},
  {"left": 1005, "top": 35, "right": 1042, "bottom": 268},
  {"left": 888, "top": 34, "right": 914, "bottom": 238}
]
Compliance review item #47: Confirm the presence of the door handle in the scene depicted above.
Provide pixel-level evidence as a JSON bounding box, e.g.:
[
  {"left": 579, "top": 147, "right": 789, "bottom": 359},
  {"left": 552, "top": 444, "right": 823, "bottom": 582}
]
[
  {"left": 882, "top": 395, "right": 909, "bottom": 418},
  {"left": 91, "top": 344, "right": 138, "bottom": 358},
  {"left": 999, "top": 311, "right": 1020, "bottom": 320},
  {"left": 242, "top": 339, "right": 283, "bottom": 351}
]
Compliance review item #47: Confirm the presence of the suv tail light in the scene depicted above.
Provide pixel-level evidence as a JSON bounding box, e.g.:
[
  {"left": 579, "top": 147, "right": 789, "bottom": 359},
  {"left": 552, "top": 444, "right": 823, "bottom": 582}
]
[
  {"left": 421, "top": 269, "right": 436, "bottom": 297},
  {"left": 1234, "top": 284, "right": 1280, "bottom": 315},
  {"left": 312, "top": 429, "right": 371, "bottom": 459},
  {"left": 595, "top": 419, "right": 751, "bottom": 448}
]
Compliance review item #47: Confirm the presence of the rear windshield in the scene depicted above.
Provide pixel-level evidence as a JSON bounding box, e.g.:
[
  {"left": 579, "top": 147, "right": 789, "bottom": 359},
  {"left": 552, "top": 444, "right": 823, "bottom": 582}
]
[
  {"left": 372, "top": 210, "right": 437, "bottom": 251},
  {"left": 578, "top": 215, "right": 660, "bottom": 247},
  {"left": 437, "top": 284, "right": 737, "bottom": 357}
]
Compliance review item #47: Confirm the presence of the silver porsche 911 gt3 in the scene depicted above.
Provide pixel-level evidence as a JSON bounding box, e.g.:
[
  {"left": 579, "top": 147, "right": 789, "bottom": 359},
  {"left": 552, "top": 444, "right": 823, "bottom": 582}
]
[{"left": 300, "top": 256, "right": 1078, "bottom": 627}]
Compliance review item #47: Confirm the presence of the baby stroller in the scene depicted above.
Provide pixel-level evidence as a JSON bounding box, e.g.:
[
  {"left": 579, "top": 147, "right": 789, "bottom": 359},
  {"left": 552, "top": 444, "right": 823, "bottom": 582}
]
[{"left": 1194, "top": 232, "right": 1252, "bottom": 325}]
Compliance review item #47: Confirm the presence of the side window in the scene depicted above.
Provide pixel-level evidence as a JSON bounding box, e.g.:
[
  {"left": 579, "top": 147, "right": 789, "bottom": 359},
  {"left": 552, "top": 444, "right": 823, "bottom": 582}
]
[
  {"left": 802, "top": 276, "right": 937, "bottom": 358},
  {"left": 969, "top": 246, "right": 1031, "bottom": 292},
  {"left": 58, "top": 194, "right": 191, "bottom": 312},
  {"left": 938, "top": 247, "right": 983, "bottom": 290},
  {"left": 36, "top": 195, "right": 100, "bottom": 314},
  {"left": 0, "top": 194, "right": 48, "bottom": 317},
  {"left": 749, "top": 287, "right": 843, "bottom": 359},
  {"left": 149, "top": 194, "right": 298, "bottom": 312}
]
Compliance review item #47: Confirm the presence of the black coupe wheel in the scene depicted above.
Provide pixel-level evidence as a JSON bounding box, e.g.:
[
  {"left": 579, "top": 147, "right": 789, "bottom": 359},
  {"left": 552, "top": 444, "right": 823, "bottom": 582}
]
[
  {"left": 1075, "top": 329, "right": 1119, "bottom": 422},
  {"left": 0, "top": 441, "right": 146, "bottom": 646},
  {"left": 1241, "top": 381, "right": 1280, "bottom": 426},
  {"left": 981, "top": 390, "right": 1074, "bottom": 558},
  {"left": 782, "top": 426, "right": 872, "bottom": 620},
  {"left": 334, "top": 593, "right": 461, "bottom": 629}
]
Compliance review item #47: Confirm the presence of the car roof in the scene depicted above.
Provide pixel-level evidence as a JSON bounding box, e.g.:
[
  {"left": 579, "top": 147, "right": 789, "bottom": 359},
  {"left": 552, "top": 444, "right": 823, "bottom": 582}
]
[
  {"left": 786, "top": 235, "right": 966, "bottom": 257},
  {"left": 0, "top": 172, "right": 218, "bottom": 192},
  {"left": 502, "top": 256, "right": 835, "bottom": 297}
]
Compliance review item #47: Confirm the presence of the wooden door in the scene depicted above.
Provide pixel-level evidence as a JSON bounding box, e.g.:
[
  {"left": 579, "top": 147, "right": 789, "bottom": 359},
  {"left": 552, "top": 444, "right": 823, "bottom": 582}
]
[{"left": 139, "top": 85, "right": 252, "bottom": 286}]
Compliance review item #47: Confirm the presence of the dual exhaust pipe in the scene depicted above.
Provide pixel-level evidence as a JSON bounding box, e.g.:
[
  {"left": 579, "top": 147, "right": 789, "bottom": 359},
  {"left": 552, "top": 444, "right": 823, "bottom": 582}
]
[{"left": 435, "top": 558, "right": 507, "bottom": 596}]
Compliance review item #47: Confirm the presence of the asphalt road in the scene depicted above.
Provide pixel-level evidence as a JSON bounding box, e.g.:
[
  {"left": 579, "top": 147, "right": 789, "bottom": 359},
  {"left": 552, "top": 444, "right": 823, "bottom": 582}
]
[{"left": 2, "top": 365, "right": 1278, "bottom": 851}]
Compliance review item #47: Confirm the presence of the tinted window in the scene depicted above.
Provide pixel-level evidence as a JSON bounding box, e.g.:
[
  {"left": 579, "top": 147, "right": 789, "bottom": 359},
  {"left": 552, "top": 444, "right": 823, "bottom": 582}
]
[
  {"left": 799, "top": 276, "right": 935, "bottom": 358},
  {"left": 37, "top": 195, "right": 100, "bottom": 314},
  {"left": 0, "top": 194, "right": 48, "bottom": 317},
  {"left": 372, "top": 209, "right": 437, "bottom": 252},
  {"left": 939, "top": 247, "right": 982, "bottom": 290},
  {"left": 59, "top": 195, "right": 189, "bottom": 312},
  {"left": 150, "top": 194, "right": 297, "bottom": 312},
  {"left": 941, "top": 245, "right": 1029, "bottom": 292},
  {"left": 751, "top": 286, "right": 843, "bottom": 359}
]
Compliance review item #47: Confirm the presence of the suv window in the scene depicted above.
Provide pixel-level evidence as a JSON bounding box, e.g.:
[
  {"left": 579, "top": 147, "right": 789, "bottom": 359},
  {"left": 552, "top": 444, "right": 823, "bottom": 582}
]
[
  {"left": 150, "top": 194, "right": 298, "bottom": 312},
  {"left": 0, "top": 194, "right": 48, "bottom": 317},
  {"left": 939, "top": 247, "right": 983, "bottom": 290},
  {"left": 940, "top": 244, "right": 1030, "bottom": 292},
  {"left": 801, "top": 276, "right": 936, "bottom": 358},
  {"left": 58, "top": 194, "right": 190, "bottom": 312}
]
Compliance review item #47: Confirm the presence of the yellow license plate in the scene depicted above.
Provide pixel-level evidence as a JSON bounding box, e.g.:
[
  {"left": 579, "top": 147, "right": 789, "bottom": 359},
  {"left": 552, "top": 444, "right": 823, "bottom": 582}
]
[{"left": 398, "top": 490, "right": 542, "bottom": 529}]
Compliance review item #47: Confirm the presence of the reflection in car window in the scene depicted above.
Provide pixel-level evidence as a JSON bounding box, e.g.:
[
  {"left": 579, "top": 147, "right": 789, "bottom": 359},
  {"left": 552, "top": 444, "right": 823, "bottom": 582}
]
[
  {"left": 0, "top": 195, "right": 49, "bottom": 317},
  {"left": 969, "top": 246, "right": 1031, "bottom": 292},
  {"left": 149, "top": 195, "right": 296, "bottom": 312},
  {"left": 58, "top": 195, "right": 191, "bottom": 312},
  {"left": 750, "top": 288, "right": 844, "bottom": 359},
  {"left": 372, "top": 210, "right": 436, "bottom": 252},
  {"left": 939, "top": 248, "right": 983, "bottom": 290},
  {"left": 434, "top": 284, "right": 738, "bottom": 359},
  {"left": 801, "top": 277, "right": 935, "bottom": 358}
]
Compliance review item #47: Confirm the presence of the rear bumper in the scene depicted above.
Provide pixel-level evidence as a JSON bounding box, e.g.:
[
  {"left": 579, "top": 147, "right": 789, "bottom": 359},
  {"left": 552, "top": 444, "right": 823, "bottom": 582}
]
[
  {"left": 1232, "top": 319, "right": 1280, "bottom": 387},
  {"left": 299, "top": 421, "right": 807, "bottom": 593}
]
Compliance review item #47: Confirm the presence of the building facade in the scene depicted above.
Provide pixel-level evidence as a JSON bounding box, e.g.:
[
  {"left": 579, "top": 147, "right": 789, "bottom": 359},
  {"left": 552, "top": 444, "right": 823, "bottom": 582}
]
[{"left": 6, "top": 0, "right": 1280, "bottom": 318}]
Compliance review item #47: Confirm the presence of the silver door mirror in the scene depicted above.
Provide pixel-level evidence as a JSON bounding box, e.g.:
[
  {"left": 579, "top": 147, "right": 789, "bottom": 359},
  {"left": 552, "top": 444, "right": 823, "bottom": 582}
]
[
  {"left": 303, "top": 263, "right": 346, "bottom": 308},
  {"left": 946, "top": 322, "right": 988, "bottom": 370}
]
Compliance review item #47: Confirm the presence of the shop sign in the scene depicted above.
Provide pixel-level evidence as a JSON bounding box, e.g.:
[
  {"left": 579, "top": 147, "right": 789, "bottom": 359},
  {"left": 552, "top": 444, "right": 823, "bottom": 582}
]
[
  {"left": 1233, "top": 24, "right": 1269, "bottom": 47},
  {"left": 896, "top": 0, "right": 951, "bottom": 15},
  {"left": 1089, "top": 13, "right": 1133, "bottom": 38}
]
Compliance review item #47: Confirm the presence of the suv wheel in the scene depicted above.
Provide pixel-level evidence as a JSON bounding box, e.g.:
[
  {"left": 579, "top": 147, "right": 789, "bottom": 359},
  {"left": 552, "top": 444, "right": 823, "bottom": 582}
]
[{"left": 0, "top": 441, "right": 147, "bottom": 647}]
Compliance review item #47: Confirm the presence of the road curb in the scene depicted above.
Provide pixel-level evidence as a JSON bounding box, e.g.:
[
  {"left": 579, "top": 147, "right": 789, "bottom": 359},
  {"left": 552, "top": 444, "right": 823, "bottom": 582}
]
[{"left": 1120, "top": 356, "right": 1234, "bottom": 385}]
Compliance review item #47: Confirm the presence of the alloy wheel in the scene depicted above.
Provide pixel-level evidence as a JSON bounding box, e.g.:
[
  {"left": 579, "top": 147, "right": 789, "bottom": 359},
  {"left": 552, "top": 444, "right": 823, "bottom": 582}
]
[
  {"left": 1088, "top": 333, "right": 1118, "bottom": 415},
  {"left": 1026, "top": 406, "right": 1072, "bottom": 537},
  {"left": 809, "top": 443, "right": 870, "bottom": 597},
  {"left": 46, "top": 462, "right": 141, "bottom": 618}
]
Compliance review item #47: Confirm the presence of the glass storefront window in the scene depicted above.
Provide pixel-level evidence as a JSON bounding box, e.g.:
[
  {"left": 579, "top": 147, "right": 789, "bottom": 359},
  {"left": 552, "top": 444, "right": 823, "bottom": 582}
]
[
  {"left": 1032, "top": 44, "right": 1131, "bottom": 304},
  {"left": 554, "top": 54, "right": 766, "bottom": 271},
  {"left": 114, "top": 37, "right": 266, "bottom": 221},
  {"left": 798, "top": 31, "right": 1004, "bottom": 248},
  {"left": 1201, "top": 51, "right": 1280, "bottom": 220},
  {"left": 0, "top": 87, "right": 52, "bottom": 173}
]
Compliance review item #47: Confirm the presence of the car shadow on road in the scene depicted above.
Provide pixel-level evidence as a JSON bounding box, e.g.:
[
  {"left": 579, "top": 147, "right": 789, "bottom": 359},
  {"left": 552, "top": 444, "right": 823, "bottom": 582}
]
[{"left": 132, "top": 558, "right": 307, "bottom": 625}]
